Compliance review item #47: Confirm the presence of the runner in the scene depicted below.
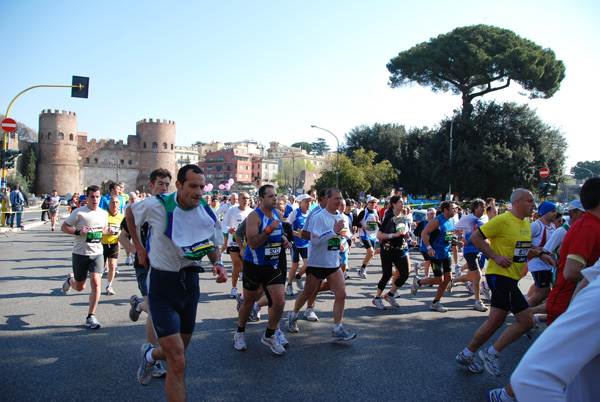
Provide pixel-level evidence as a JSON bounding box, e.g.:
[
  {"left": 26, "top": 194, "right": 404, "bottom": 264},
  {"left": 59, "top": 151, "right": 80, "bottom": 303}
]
[
  {"left": 372, "top": 195, "right": 412, "bottom": 310},
  {"left": 285, "top": 194, "right": 311, "bottom": 295},
  {"left": 221, "top": 192, "right": 252, "bottom": 298},
  {"left": 413, "top": 208, "right": 435, "bottom": 278},
  {"left": 127, "top": 164, "right": 227, "bottom": 399},
  {"left": 48, "top": 189, "right": 61, "bottom": 231},
  {"left": 353, "top": 196, "right": 381, "bottom": 279},
  {"left": 60, "top": 185, "right": 111, "bottom": 329},
  {"left": 411, "top": 201, "right": 456, "bottom": 312},
  {"left": 99, "top": 181, "right": 125, "bottom": 214},
  {"left": 119, "top": 168, "right": 171, "bottom": 379},
  {"left": 454, "top": 188, "right": 556, "bottom": 377},
  {"left": 234, "top": 185, "right": 291, "bottom": 355},
  {"left": 102, "top": 196, "right": 124, "bottom": 295},
  {"left": 526, "top": 201, "right": 557, "bottom": 307},
  {"left": 287, "top": 188, "right": 356, "bottom": 342}
]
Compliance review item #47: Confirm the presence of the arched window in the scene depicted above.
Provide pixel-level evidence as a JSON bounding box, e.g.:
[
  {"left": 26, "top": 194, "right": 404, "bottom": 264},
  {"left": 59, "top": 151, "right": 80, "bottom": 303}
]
[
  {"left": 152, "top": 142, "right": 158, "bottom": 149},
  {"left": 48, "top": 132, "right": 52, "bottom": 140},
  {"left": 69, "top": 133, "right": 74, "bottom": 141},
  {"left": 39, "top": 133, "right": 43, "bottom": 142},
  {"left": 58, "top": 132, "right": 64, "bottom": 140},
  {"left": 85, "top": 157, "right": 90, "bottom": 163},
  {"left": 143, "top": 142, "right": 147, "bottom": 149},
  {"left": 171, "top": 144, "right": 174, "bottom": 150},
  {"left": 120, "top": 159, "right": 124, "bottom": 165},
  {"left": 162, "top": 142, "right": 167, "bottom": 149},
  {"left": 128, "top": 160, "right": 132, "bottom": 165},
  {"left": 94, "top": 158, "right": 98, "bottom": 164}
]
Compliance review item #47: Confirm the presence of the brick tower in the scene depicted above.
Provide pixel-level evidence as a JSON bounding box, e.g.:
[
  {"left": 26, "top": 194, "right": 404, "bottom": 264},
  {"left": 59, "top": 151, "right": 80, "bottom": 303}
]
[{"left": 135, "top": 118, "right": 177, "bottom": 190}]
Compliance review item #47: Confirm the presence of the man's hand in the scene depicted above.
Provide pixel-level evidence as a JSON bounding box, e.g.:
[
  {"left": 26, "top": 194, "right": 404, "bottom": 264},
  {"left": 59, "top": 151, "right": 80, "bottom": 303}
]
[
  {"left": 541, "top": 253, "right": 557, "bottom": 268},
  {"left": 492, "top": 255, "right": 512, "bottom": 268},
  {"left": 269, "top": 219, "right": 282, "bottom": 231},
  {"left": 333, "top": 219, "right": 344, "bottom": 234},
  {"left": 282, "top": 236, "right": 292, "bottom": 250},
  {"left": 213, "top": 264, "right": 228, "bottom": 283},
  {"left": 136, "top": 247, "right": 149, "bottom": 269}
]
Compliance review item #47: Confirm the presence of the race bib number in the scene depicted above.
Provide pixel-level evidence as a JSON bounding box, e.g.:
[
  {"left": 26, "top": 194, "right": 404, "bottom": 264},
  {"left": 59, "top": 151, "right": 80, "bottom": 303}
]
[
  {"left": 367, "top": 221, "right": 377, "bottom": 231},
  {"left": 513, "top": 241, "right": 532, "bottom": 263},
  {"left": 108, "top": 223, "right": 120, "bottom": 236},
  {"left": 341, "top": 228, "right": 348, "bottom": 237},
  {"left": 265, "top": 242, "right": 281, "bottom": 261},
  {"left": 86, "top": 227, "right": 103, "bottom": 243},
  {"left": 328, "top": 236, "right": 341, "bottom": 251},
  {"left": 444, "top": 230, "right": 454, "bottom": 243},
  {"left": 181, "top": 239, "right": 215, "bottom": 260}
]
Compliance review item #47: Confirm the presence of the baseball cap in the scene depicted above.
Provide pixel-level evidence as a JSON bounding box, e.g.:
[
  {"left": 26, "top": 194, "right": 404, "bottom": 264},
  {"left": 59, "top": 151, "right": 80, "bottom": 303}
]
[
  {"left": 366, "top": 196, "right": 377, "bottom": 203},
  {"left": 427, "top": 208, "right": 436, "bottom": 214},
  {"left": 297, "top": 194, "right": 311, "bottom": 202},
  {"left": 567, "top": 199, "right": 585, "bottom": 212},
  {"left": 538, "top": 201, "right": 557, "bottom": 217}
]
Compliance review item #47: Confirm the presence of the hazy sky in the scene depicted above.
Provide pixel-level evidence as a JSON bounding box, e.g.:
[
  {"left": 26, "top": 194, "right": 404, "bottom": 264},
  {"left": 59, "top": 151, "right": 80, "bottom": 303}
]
[{"left": 2, "top": 0, "right": 598, "bottom": 172}]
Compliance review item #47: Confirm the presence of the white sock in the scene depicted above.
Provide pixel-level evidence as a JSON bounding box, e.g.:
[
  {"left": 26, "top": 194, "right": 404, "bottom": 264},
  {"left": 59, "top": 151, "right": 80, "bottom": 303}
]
[
  {"left": 534, "top": 315, "right": 541, "bottom": 324},
  {"left": 462, "top": 348, "right": 474, "bottom": 358},
  {"left": 145, "top": 348, "right": 155, "bottom": 364},
  {"left": 290, "top": 311, "right": 298, "bottom": 319},
  {"left": 107, "top": 281, "right": 112, "bottom": 287},
  {"left": 488, "top": 345, "right": 500, "bottom": 356},
  {"left": 333, "top": 324, "right": 342, "bottom": 332}
]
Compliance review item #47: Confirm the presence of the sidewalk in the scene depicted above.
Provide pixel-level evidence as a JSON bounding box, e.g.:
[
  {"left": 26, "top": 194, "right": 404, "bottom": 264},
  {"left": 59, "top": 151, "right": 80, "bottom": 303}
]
[{"left": 0, "top": 206, "right": 70, "bottom": 233}]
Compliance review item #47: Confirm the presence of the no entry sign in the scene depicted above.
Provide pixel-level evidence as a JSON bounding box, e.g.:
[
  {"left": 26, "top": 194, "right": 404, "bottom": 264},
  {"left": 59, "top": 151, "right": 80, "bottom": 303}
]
[
  {"left": 1, "top": 118, "right": 17, "bottom": 133},
  {"left": 540, "top": 167, "right": 550, "bottom": 178}
]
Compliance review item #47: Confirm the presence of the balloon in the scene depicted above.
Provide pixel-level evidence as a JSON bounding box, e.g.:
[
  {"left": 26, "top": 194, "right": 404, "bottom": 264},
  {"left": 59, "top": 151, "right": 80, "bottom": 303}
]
[
  {"left": 218, "top": 184, "right": 225, "bottom": 190},
  {"left": 206, "top": 183, "right": 213, "bottom": 191},
  {"left": 228, "top": 178, "right": 234, "bottom": 185},
  {"left": 225, "top": 183, "right": 231, "bottom": 190},
  {"left": 203, "top": 185, "right": 210, "bottom": 192}
]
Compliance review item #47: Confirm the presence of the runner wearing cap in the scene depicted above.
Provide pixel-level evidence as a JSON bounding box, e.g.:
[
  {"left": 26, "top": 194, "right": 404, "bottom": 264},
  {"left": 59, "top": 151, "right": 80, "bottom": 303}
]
[
  {"left": 353, "top": 196, "right": 381, "bottom": 279},
  {"left": 526, "top": 201, "right": 557, "bottom": 308}
]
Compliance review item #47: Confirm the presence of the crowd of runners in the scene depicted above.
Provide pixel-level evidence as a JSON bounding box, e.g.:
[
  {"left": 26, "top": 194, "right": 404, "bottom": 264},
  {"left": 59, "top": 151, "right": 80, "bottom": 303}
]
[{"left": 52, "top": 165, "right": 600, "bottom": 402}]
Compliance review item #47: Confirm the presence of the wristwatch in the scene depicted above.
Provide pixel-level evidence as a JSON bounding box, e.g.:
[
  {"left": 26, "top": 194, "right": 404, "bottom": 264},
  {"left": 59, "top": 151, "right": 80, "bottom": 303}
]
[{"left": 213, "top": 260, "right": 224, "bottom": 267}]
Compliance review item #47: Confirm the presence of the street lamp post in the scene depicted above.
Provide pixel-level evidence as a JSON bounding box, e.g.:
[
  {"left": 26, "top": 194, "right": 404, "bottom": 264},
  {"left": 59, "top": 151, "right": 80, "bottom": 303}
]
[
  {"left": 310, "top": 125, "right": 339, "bottom": 188},
  {"left": 574, "top": 164, "right": 596, "bottom": 179},
  {"left": 449, "top": 119, "right": 453, "bottom": 199}
]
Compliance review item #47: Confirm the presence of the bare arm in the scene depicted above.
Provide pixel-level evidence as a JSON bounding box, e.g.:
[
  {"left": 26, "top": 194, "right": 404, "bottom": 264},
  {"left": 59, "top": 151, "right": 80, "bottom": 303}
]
[
  {"left": 118, "top": 229, "right": 136, "bottom": 254},
  {"left": 564, "top": 257, "right": 585, "bottom": 282},
  {"left": 206, "top": 248, "right": 227, "bottom": 283},
  {"left": 125, "top": 206, "right": 148, "bottom": 268},
  {"left": 470, "top": 229, "right": 512, "bottom": 268},
  {"left": 246, "top": 211, "right": 281, "bottom": 250}
]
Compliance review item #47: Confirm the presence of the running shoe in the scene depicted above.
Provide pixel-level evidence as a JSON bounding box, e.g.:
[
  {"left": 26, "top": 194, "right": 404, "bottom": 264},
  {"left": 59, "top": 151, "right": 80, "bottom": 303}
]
[
  {"left": 465, "top": 281, "right": 474, "bottom": 293},
  {"left": 234, "top": 332, "right": 247, "bottom": 351},
  {"left": 446, "top": 278, "right": 454, "bottom": 293},
  {"left": 103, "top": 267, "right": 108, "bottom": 275},
  {"left": 129, "top": 295, "right": 142, "bottom": 322},
  {"left": 287, "top": 312, "right": 299, "bottom": 333},
  {"left": 304, "top": 308, "right": 318, "bottom": 321},
  {"left": 384, "top": 293, "right": 400, "bottom": 308},
  {"left": 411, "top": 276, "right": 421, "bottom": 295},
  {"left": 152, "top": 361, "right": 167, "bottom": 378},
  {"left": 115, "top": 268, "right": 120, "bottom": 274},
  {"left": 481, "top": 280, "right": 491, "bottom": 300},
  {"left": 474, "top": 300, "right": 488, "bottom": 312},
  {"left": 429, "top": 301, "right": 448, "bottom": 313},
  {"left": 236, "top": 293, "right": 243, "bottom": 312},
  {"left": 358, "top": 267, "right": 367, "bottom": 279},
  {"left": 455, "top": 351, "right": 484, "bottom": 374},
  {"left": 275, "top": 329, "right": 289, "bottom": 347},
  {"left": 86, "top": 315, "right": 102, "bottom": 329},
  {"left": 138, "top": 343, "right": 155, "bottom": 385},
  {"left": 62, "top": 273, "right": 73, "bottom": 294},
  {"left": 229, "top": 287, "right": 237, "bottom": 299},
  {"left": 343, "top": 271, "right": 350, "bottom": 280},
  {"left": 249, "top": 303, "right": 261, "bottom": 322},
  {"left": 413, "top": 261, "right": 421, "bottom": 275},
  {"left": 294, "top": 275, "right": 304, "bottom": 290},
  {"left": 454, "top": 264, "right": 462, "bottom": 278},
  {"left": 331, "top": 327, "right": 357, "bottom": 342},
  {"left": 285, "top": 284, "right": 294, "bottom": 296},
  {"left": 372, "top": 297, "right": 386, "bottom": 310},
  {"left": 106, "top": 285, "right": 115, "bottom": 295},
  {"left": 479, "top": 349, "right": 501, "bottom": 377},
  {"left": 125, "top": 256, "right": 131, "bottom": 266},
  {"left": 487, "top": 387, "right": 515, "bottom": 402},
  {"left": 261, "top": 334, "right": 286, "bottom": 355}
]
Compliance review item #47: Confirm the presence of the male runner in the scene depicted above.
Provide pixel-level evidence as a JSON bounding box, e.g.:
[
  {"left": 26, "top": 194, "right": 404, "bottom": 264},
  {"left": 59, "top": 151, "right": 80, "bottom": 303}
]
[
  {"left": 102, "top": 196, "right": 124, "bottom": 295},
  {"left": 412, "top": 201, "right": 456, "bottom": 312},
  {"left": 455, "top": 189, "right": 555, "bottom": 377},
  {"left": 222, "top": 192, "right": 252, "bottom": 298},
  {"left": 234, "top": 185, "right": 291, "bottom": 355},
  {"left": 285, "top": 194, "right": 311, "bottom": 295},
  {"left": 48, "top": 189, "right": 61, "bottom": 231},
  {"left": 128, "top": 165, "right": 227, "bottom": 400},
  {"left": 120, "top": 168, "right": 171, "bottom": 378},
  {"left": 353, "top": 196, "right": 381, "bottom": 279},
  {"left": 288, "top": 188, "right": 356, "bottom": 342},
  {"left": 99, "top": 181, "right": 124, "bottom": 213},
  {"left": 60, "top": 185, "right": 111, "bottom": 329},
  {"left": 526, "top": 201, "right": 557, "bottom": 307}
]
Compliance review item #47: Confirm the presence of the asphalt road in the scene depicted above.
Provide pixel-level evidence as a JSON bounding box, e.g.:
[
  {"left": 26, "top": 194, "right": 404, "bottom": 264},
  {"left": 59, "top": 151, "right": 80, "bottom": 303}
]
[{"left": 0, "top": 223, "right": 540, "bottom": 401}]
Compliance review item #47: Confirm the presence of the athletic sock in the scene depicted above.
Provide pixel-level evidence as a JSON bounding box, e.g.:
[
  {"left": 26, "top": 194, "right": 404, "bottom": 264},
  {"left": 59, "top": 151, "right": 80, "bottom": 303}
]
[
  {"left": 145, "top": 348, "right": 155, "bottom": 364},
  {"left": 237, "top": 326, "right": 245, "bottom": 333},
  {"left": 265, "top": 328, "right": 275, "bottom": 338},
  {"left": 361, "top": 265, "right": 366, "bottom": 269},
  {"left": 534, "top": 315, "right": 541, "bottom": 324},
  {"left": 135, "top": 303, "right": 142, "bottom": 313},
  {"left": 433, "top": 299, "right": 440, "bottom": 304},
  {"left": 333, "top": 324, "right": 342, "bottom": 332},
  {"left": 387, "top": 291, "right": 395, "bottom": 298},
  {"left": 107, "top": 281, "right": 112, "bottom": 287},
  {"left": 462, "top": 348, "right": 474, "bottom": 358},
  {"left": 295, "top": 274, "right": 301, "bottom": 279},
  {"left": 488, "top": 345, "right": 500, "bottom": 356},
  {"left": 290, "top": 311, "right": 299, "bottom": 319}
]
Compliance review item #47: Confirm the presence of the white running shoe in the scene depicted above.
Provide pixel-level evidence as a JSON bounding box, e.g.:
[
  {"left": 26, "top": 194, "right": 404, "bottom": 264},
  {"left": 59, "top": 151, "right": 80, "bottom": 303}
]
[
  {"left": 429, "top": 301, "right": 448, "bottom": 313},
  {"left": 234, "top": 332, "right": 247, "bottom": 351},
  {"left": 372, "top": 297, "right": 386, "bottom": 310},
  {"left": 275, "top": 329, "right": 289, "bottom": 347},
  {"left": 413, "top": 261, "right": 421, "bottom": 275},
  {"left": 474, "top": 300, "right": 488, "bottom": 312},
  {"left": 304, "top": 308, "right": 318, "bottom": 321},
  {"left": 85, "top": 315, "right": 102, "bottom": 329},
  {"left": 358, "top": 267, "right": 367, "bottom": 279},
  {"left": 481, "top": 280, "right": 491, "bottom": 300},
  {"left": 229, "top": 287, "right": 237, "bottom": 299},
  {"left": 446, "top": 278, "right": 454, "bottom": 293},
  {"left": 411, "top": 276, "right": 421, "bottom": 295},
  {"left": 125, "top": 256, "right": 131, "bottom": 266},
  {"left": 261, "top": 334, "right": 286, "bottom": 355},
  {"left": 62, "top": 273, "right": 73, "bottom": 294},
  {"left": 454, "top": 264, "right": 462, "bottom": 278},
  {"left": 152, "top": 361, "right": 167, "bottom": 378},
  {"left": 106, "top": 286, "right": 115, "bottom": 295},
  {"left": 384, "top": 293, "right": 400, "bottom": 308},
  {"left": 465, "top": 281, "right": 474, "bottom": 294},
  {"left": 294, "top": 275, "right": 304, "bottom": 290},
  {"left": 285, "top": 284, "right": 294, "bottom": 296}
]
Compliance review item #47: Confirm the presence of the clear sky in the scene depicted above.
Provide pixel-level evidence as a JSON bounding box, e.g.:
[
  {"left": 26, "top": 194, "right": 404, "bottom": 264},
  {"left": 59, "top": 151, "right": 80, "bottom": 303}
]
[{"left": 2, "top": 0, "right": 599, "bottom": 172}]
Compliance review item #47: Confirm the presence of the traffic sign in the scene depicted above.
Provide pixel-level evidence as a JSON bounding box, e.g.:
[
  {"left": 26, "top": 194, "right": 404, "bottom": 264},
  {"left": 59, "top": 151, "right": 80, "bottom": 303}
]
[
  {"left": 1, "top": 118, "right": 17, "bottom": 133},
  {"left": 540, "top": 167, "right": 550, "bottom": 178}
]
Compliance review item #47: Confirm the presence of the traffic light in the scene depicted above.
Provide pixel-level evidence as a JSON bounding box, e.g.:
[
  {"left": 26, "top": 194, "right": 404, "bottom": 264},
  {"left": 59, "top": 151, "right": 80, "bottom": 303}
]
[
  {"left": 1, "top": 149, "right": 21, "bottom": 170},
  {"left": 539, "top": 181, "right": 547, "bottom": 199},
  {"left": 71, "top": 76, "right": 89, "bottom": 98},
  {"left": 545, "top": 183, "right": 557, "bottom": 197}
]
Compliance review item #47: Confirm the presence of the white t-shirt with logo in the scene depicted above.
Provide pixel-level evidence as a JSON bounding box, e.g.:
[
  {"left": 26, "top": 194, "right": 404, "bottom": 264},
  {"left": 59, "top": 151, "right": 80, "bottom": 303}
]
[{"left": 65, "top": 206, "right": 108, "bottom": 256}]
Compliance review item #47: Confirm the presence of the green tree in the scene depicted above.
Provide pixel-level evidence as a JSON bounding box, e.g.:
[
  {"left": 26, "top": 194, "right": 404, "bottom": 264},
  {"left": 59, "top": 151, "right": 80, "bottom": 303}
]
[
  {"left": 387, "top": 24, "right": 566, "bottom": 117},
  {"left": 315, "top": 149, "right": 395, "bottom": 199},
  {"left": 7, "top": 171, "right": 29, "bottom": 194},
  {"left": 311, "top": 138, "right": 330, "bottom": 155},
  {"left": 570, "top": 161, "right": 600, "bottom": 180},
  {"left": 291, "top": 142, "right": 312, "bottom": 154},
  {"left": 21, "top": 144, "right": 37, "bottom": 190}
]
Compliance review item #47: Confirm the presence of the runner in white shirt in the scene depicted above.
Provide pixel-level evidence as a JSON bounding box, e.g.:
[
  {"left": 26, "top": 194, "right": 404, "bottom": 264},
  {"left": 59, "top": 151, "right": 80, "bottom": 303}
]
[
  {"left": 221, "top": 192, "right": 252, "bottom": 298},
  {"left": 527, "top": 201, "right": 557, "bottom": 307},
  {"left": 287, "top": 188, "right": 357, "bottom": 342}
]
